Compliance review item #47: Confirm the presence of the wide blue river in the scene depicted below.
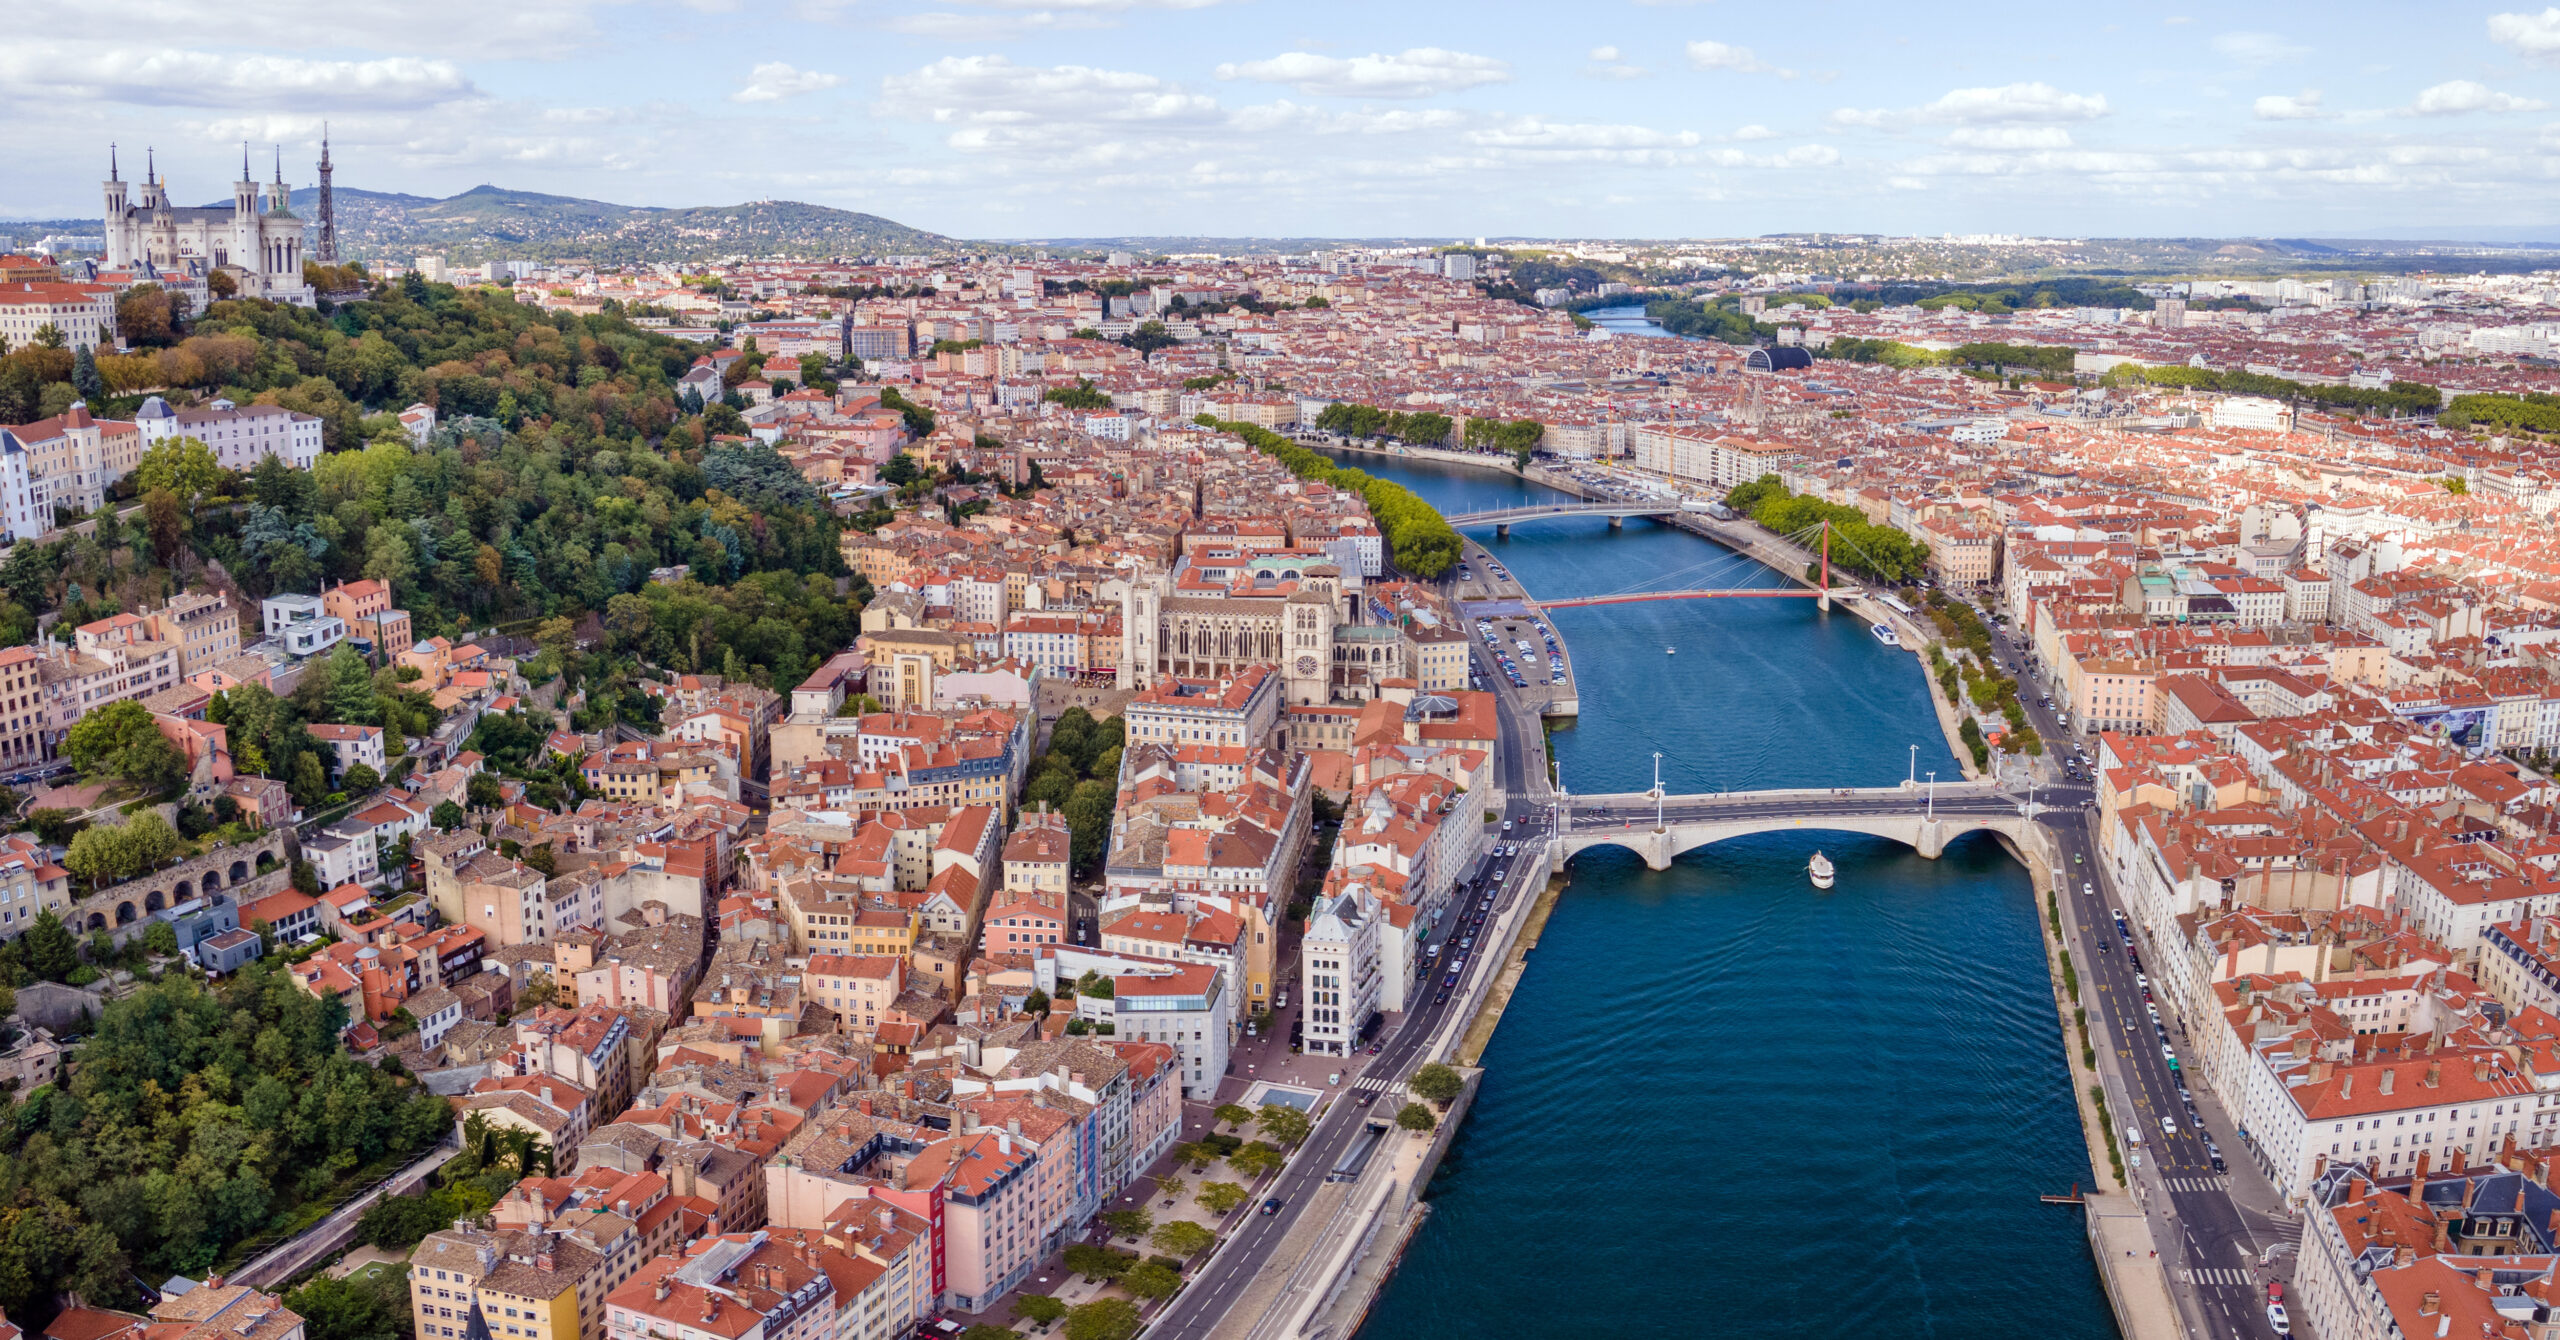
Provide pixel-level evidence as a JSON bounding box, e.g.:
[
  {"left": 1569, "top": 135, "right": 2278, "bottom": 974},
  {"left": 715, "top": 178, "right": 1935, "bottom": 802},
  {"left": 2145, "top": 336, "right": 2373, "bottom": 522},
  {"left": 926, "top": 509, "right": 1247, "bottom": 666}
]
[{"left": 1345, "top": 450, "right": 2115, "bottom": 1339}]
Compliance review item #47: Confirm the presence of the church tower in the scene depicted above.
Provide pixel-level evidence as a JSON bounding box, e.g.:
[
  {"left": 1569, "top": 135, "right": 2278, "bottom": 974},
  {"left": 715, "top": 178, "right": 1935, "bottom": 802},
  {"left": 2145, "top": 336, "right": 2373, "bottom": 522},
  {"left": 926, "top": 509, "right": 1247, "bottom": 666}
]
[{"left": 102, "top": 145, "right": 127, "bottom": 268}]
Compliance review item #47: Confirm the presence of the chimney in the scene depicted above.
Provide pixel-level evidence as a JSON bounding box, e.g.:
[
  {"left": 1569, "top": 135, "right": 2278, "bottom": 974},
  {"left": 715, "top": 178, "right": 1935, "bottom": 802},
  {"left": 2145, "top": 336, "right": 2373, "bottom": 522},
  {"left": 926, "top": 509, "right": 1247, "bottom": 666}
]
[
  {"left": 703, "top": 1296, "right": 719, "bottom": 1325},
  {"left": 2435, "top": 1216, "right": 2452, "bottom": 1253},
  {"left": 2475, "top": 1056, "right": 2491, "bottom": 1082},
  {"left": 2381, "top": 1068, "right": 2396, "bottom": 1096},
  {"left": 2421, "top": 1291, "right": 2441, "bottom": 1316},
  {"left": 2427, "top": 1061, "right": 2442, "bottom": 1088},
  {"left": 654, "top": 1277, "right": 671, "bottom": 1302},
  {"left": 875, "top": 1207, "right": 894, "bottom": 1234},
  {"left": 2397, "top": 1245, "right": 2418, "bottom": 1268},
  {"left": 2339, "top": 1070, "right": 2354, "bottom": 1099},
  {"left": 2454, "top": 1148, "right": 2469, "bottom": 1174}
]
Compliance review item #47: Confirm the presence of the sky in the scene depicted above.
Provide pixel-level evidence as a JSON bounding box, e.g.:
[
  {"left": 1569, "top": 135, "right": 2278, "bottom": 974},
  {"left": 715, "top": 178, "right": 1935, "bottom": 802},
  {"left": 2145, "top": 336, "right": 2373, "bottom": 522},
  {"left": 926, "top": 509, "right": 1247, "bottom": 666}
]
[{"left": 11, "top": 0, "right": 2560, "bottom": 241}]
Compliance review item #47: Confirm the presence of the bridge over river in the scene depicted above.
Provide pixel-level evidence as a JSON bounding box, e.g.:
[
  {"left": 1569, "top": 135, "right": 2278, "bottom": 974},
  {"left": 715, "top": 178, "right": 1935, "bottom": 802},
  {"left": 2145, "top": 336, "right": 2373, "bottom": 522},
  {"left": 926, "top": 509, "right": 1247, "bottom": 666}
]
[{"left": 1555, "top": 780, "right": 2046, "bottom": 869}]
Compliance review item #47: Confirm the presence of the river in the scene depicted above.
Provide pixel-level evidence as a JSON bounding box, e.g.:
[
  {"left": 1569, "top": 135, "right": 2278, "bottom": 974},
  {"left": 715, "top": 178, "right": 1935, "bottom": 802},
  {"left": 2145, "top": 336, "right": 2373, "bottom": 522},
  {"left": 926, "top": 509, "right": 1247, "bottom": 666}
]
[{"left": 1343, "top": 453, "right": 2116, "bottom": 1339}]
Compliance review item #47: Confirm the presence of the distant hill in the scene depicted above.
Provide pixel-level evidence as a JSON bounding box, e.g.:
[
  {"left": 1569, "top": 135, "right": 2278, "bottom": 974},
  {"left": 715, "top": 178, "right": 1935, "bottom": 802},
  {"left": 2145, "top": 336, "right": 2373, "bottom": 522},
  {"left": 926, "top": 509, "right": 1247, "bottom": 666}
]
[
  {"left": 292, "top": 184, "right": 968, "bottom": 265},
  {"left": 0, "top": 184, "right": 969, "bottom": 265}
]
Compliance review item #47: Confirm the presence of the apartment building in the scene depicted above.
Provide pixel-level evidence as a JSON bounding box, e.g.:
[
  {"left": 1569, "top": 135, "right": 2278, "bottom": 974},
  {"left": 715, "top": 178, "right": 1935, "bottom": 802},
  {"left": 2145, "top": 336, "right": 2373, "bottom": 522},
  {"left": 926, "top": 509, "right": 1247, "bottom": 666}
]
[
  {"left": 136, "top": 395, "right": 323, "bottom": 471},
  {"left": 413, "top": 1224, "right": 607, "bottom": 1340}
]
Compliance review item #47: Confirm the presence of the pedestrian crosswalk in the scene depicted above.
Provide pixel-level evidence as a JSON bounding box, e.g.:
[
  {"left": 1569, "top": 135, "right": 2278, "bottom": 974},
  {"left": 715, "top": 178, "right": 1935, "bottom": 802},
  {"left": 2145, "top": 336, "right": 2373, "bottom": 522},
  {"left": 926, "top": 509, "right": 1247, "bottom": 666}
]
[
  {"left": 2164, "top": 1175, "right": 2230, "bottom": 1193},
  {"left": 2180, "top": 1267, "right": 2251, "bottom": 1288},
  {"left": 1350, "top": 1076, "right": 1402, "bottom": 1095}
]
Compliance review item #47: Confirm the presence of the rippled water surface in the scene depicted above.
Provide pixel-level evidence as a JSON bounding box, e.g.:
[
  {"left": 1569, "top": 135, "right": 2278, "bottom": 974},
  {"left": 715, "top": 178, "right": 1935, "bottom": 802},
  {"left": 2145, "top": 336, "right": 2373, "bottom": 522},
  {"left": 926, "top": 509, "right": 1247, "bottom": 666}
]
[{"left": 1343, "top": 452, "right": 2115, "bottom": 1340}]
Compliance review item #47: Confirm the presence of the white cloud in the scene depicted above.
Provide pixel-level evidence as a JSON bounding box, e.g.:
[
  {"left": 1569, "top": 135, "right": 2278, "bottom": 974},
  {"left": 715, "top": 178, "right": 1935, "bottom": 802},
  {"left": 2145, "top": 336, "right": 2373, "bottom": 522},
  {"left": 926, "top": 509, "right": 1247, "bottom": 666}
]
[
  {"left": 1835, "top": 81, "right": 2109, "bottom": 129},
  {"left": 2490, "top": 7, "right": 2560, "bottom": 63},
  {"left": 2210, "top": 31, "right": 2307, "bottom": 69},
  {"left": 1730, "top": 123, "right": 1777, "bottom": 140},
  {"left": 0, "top": 42, "right": 475, "bottom": 109},
  {"left": 1686, "top": 40, "right": 1790, "bottom": 77},
  {"left": 1943, "top": 125, "right": 2075, "bottom": 149},
  {"left": 1467, "top": 117, "right": 1700, "bottom": 162},
  {"left": 1588, "top": 45, "right": 1618, "bottom": 62},
  {"left": 885, "top": 55, "right": 1222, "bottom": 140},
  {"left": 69, "top": 0, "right": 613, "bottom": 59},
  {"left": 1703, "top": 143, "right": 1838, "bottom": 168},
  {"left": 1215, "top": 48, "right": 1510, "bottom": 98},
  {"left": 732, "top": 62, "right": 843, "bottom": 103},
  {"left": 2253, "top": 89, "right": 2331, "bottom": 120},
  {"left": 2405, "top": 80, "right": 2548, "bottom": 115}
]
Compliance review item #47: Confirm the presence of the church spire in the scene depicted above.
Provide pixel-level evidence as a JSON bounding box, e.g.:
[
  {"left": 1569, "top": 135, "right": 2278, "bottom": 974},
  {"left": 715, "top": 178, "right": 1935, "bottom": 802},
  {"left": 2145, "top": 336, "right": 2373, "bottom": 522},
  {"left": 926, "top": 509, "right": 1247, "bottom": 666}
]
[
  {"left": 243, "top": 142, "right": 252, "bottom": 181},
  {"left": 146, "top": 146, "right": 155, "bottom": 183},
  {"left": 272, "top": 143, "right": 283, "bottom": 184},
  {"left": 109, "top": 143, "right": 119, "bottom": 181}
]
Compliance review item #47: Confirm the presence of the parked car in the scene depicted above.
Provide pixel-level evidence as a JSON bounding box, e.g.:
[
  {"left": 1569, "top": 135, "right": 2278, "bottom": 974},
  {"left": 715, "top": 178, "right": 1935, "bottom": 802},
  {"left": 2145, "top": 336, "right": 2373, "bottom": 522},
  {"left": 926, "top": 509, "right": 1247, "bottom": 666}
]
[{"left": 2267, "top": 1303, "right": 2290, "bottom": 1336}]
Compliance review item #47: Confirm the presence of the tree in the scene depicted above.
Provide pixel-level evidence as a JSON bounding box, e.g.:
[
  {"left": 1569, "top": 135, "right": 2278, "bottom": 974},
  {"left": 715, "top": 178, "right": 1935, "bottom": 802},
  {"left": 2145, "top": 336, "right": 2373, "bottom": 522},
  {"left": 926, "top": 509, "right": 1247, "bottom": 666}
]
[
  {"left": 287, "top": 1266, "right": 411, "bottom": 1340},
  {"left": 1253, "top": 1104, "right": 1311, "bottom": 1149},
  {"left": 520, "top": 971, "right": 559, "bottom": 1011},
  {"left": 63, "top": 700, "right": 190, "bottom": 793},
  {"left": 1150, "top": 1220, "right": 1214, "bottom": 1258},
  {"left": 29, "top": 807, "right": 87, "bottom": 847},
  {"left": 1213, "top": 1102, "right": 1251, "bottom": 1129},
  {"left": 432, "top": 799, "right": 465, "bottom": 831},
  {"left": 1064, "top": 1299, "right": 1141, "bottom": 1340},
  {"left": 208, "top": 268, "right": 238, "bottom": 298},
  {"left": 1120, "top": 1260, "right": 1181, "bottom": 1300},
  {"left": 1226, "top": 1142, "right": 1283, "bottom": 1179},
  {"left": 1408, "top": 1061, "right": 1464, "bottom": 1108},
  {"left": 468, "top": 772, "right": 504, "bottom": 809},
  {"left": 323, "top": 643, "right": 377, "bottom": 725},
  {"left": 1014, "top": 1294, "right": 1068, "bottom": 1326},
  {"left": 1043, "top": 379, "right": 1111, "bottom": 411},
  {"left": 144, "top": 487, "right": 187, "bottom": 567},
  {"left": 290, "top": 750, "right": 330, "bottom": 807},
  {"left": 1396, "top": 1101, "right": 1438, "bottom": 1132},
  {"left": 142, "top": 921, "right": 180, "bottom": 958},
  {"left": 342, "top": 763, "right": 382, "bottom": 795},
  {"left": 133, "top": 435, "right": 225, "bottom": 507},
  {"left": 64, "top": 812, "right": 182, "bottom": 888},
  {"left": 1098, "top": 1206, "right": 1152, "bottom": 1239},
  {"left": 1061, "top": 1243, "right": 1128, "bottom": 1280},
  {"left": 72, "top": 346, "right": 102, "bottom": 400},
  {"left": 1062, "top": 779, "right": 1114, "bottom": 875},
  {"left": 1196, "top": 1181, "right": 1248, "bottom": 1215},
  {"left": 958, "top": 1327, "right": 1019, "bottom": 1340},
  {"left": 1022, "top": 987, "right": 1050, "bottom": 1018},
  {"left": 23, "top": 909, "right": 78, "bottom": 982}
]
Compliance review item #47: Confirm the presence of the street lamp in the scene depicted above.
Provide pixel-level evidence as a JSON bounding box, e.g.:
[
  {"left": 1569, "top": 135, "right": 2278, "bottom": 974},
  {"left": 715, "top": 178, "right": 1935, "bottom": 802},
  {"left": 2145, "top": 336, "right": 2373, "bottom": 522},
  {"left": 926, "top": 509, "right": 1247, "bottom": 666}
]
[
  {"left": 1926, "top": 771, "right": 1936, "bottom": 822},
  {"left": 1907, "top": 744, "right": 1917, "bottom": 788},
  {"left": 1652, "top": 751, "right": 1665, "bottom": 832}
]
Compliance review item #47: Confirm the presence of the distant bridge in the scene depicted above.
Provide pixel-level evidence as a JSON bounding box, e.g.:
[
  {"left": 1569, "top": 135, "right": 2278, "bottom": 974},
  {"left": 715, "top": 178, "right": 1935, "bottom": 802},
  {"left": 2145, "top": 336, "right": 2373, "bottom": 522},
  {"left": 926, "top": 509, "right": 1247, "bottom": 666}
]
[
  {"left": 1445, "top": 501, "right": 1685, "bottom": 535},
  {"left": 1554, "top": 782, "right": 2041, "bottom": 870},
  {"left": 1541, "top": 587, "right": 1866, "bottom": 610}
]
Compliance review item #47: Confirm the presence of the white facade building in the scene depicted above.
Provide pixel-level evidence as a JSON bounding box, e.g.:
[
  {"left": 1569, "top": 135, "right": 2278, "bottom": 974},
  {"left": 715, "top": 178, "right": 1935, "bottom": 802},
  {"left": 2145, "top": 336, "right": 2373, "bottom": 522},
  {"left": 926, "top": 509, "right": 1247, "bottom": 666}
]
[
  {"left": 102, "top": 148, "right": 314, "bottom": 306},
  {"left": 138, "top": 397, "right": 323, "bottom": 471},
  {"left": 1300, "top": 885, "right": 1383, "bottom": 1058}
]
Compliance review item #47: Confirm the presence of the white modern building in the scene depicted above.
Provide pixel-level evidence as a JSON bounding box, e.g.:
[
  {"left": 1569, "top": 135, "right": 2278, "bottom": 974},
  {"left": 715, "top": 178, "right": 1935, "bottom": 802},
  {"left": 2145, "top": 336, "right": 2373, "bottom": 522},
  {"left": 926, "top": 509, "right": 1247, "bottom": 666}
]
[
  {"left": 1300, "top": 885, "right": 1383, "bottom": 1058},
  {"left": 261, "top": 593, "right": 347, "bottom": 657}
]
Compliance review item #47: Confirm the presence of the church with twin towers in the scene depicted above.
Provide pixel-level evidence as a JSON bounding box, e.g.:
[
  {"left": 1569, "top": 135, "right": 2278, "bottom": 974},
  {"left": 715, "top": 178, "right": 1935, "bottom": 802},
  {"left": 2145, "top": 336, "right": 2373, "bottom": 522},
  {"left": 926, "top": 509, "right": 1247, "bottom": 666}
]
[{"left": 100, "top": 137, "right": 337, "bottom": 308}]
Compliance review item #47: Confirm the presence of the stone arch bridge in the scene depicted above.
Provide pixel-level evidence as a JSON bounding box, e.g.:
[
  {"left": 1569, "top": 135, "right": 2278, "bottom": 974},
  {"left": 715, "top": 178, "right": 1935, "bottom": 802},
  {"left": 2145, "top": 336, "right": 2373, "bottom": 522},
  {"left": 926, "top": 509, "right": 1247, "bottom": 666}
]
[{"left": 1555, "top": 782, "right": 2050, "bottom": 871}]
